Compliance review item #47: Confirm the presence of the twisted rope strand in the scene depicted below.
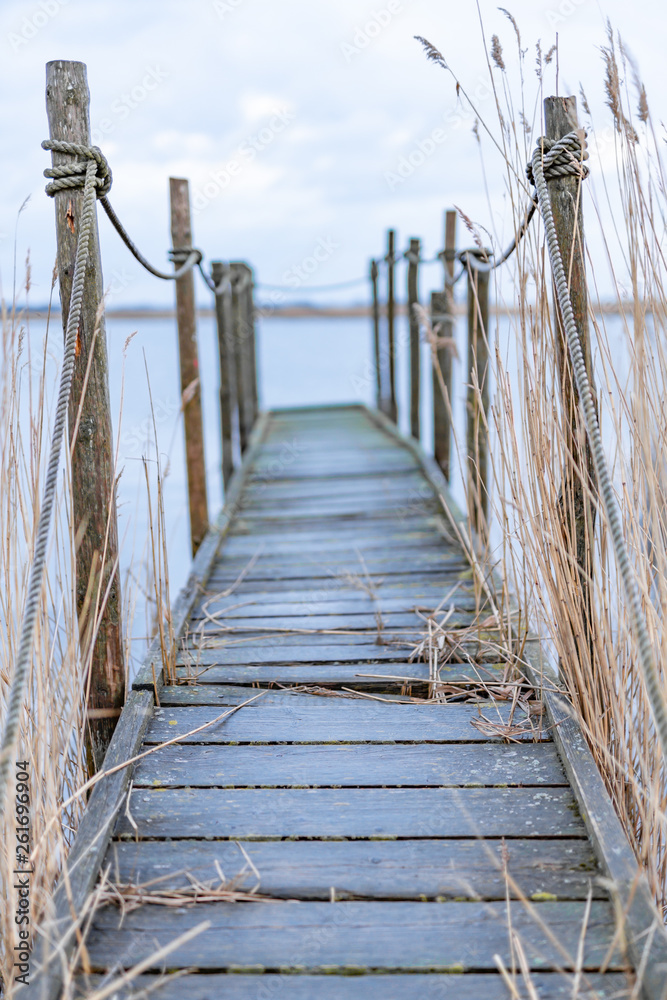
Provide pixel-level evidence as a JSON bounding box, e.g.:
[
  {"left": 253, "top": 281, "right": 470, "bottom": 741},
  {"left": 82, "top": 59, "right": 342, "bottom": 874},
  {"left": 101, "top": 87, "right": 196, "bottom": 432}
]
[
  {"left": 531, "top": 136, "right": 667, "bottom": 766},
  {"left": 42, "top": 140, "right": 203, "bottom": 282},
  {"left": 0, "top": 157, "right": 99, "bottom": 810}
]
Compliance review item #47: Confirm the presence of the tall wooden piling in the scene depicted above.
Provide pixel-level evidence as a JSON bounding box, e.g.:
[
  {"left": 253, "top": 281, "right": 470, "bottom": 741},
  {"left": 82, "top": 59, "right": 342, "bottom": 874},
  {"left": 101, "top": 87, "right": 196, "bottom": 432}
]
[
  {"left": 212, "top": 261, "right": 235, "bottom": 490},
  {"left": 432, "top": 210, "right": 457, "bottom": 480},
  {"left": 45, "top": 60, "right": 125, "bottom": 772},
  {"left": 386, "top": 229, "right": 398, "bottom": 423},
  {"left": 370, "top": 258, "right": 382, "bottom": 411},
  {"left": 544, "top": 96, "right": 596, "bottom": 650},
  {"left": 169, "top": 177, "right": 209, "bottom": 555},
  {"left": 407, "top": 238, "right": 421, "bottom": 440},
  {"left": 465, "top": 257, "right": 490, "bottom": 537},
  {"left": 231, "top": 261, "right": 257, "bottom": 452}
]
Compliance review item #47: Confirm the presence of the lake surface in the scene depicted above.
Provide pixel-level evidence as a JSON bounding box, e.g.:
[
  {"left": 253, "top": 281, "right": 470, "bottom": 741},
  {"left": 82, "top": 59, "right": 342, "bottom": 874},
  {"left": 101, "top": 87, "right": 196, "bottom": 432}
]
[{"left": 20, "top": 308, "right": 628, "bottom": 677}]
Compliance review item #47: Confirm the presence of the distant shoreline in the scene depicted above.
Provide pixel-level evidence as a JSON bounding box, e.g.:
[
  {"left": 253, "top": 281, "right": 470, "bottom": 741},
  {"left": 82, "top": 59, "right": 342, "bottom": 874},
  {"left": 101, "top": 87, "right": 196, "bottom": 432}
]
[{"left": 24, "top": 302, "right": 639, "bottom": 320}]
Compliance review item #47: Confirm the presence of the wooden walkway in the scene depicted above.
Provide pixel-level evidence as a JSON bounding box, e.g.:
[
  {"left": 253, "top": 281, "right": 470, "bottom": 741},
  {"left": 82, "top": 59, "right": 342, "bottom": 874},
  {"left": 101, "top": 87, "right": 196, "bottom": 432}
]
[{"left": 68, "top": 405, "right": 638, "bottom": 998}]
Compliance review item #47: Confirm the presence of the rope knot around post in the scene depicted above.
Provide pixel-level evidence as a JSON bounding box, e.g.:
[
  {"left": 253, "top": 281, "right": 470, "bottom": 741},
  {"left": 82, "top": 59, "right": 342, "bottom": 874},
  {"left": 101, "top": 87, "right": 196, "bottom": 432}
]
[
  {"left": 169, "top": 246, "right": 203, "bottom": 267},
  {"left": 526, "top": 129, "right": 589, "bottom": 186},
  {"left": 42, "top": 138, "right": 113, "bottom": 197}
]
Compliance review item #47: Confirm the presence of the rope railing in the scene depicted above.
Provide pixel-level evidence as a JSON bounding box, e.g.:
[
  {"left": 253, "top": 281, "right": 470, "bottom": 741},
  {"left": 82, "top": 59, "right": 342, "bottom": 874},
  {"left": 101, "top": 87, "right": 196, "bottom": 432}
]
[
  {"left": 369, "top": 122, "right": 667, "bottom": 771},
  {"left": 0, "top": 117, "right": 266, "bottom": 809}
]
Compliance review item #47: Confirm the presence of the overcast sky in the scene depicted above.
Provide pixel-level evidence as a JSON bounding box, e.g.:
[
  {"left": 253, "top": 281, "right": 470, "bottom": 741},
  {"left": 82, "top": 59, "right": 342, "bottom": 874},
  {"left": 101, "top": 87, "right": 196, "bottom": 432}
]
[{"left": 0, "top": 0, "right": 662, "bottom": 307}]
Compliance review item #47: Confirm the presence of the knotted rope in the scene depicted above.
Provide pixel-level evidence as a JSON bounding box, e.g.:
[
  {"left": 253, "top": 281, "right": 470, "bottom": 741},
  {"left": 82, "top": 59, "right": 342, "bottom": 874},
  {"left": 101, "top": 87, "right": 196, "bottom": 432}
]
[
  {"left": 42, "top": 139, "right": 204, "bottom": 281},
  {"left": 0, "top": 151, "right": 100, "bottom": 809},
  {"left": 530, "top": 131, "right": 667, "bottom": 766}
]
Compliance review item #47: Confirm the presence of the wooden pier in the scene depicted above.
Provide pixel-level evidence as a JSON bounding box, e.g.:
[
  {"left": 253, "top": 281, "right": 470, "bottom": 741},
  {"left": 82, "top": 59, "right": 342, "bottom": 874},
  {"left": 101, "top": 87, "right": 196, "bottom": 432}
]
[
  {"left": 15, "top": 63, "right": 667, "bottom": 1000},
  {"left": 37, "top": 404, "right": 653, "bottom": 999}
]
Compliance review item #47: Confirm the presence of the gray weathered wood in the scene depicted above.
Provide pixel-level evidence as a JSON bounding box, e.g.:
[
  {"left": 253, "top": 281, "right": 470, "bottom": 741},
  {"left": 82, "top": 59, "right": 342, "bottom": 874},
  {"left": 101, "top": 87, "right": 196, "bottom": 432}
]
[
  {"left": 80, "top": 900, "right": 623, "bottom": 972},
  {"left": 407, "top": 237, "right": 421, "bottom": 440},
  {"left": 211, "top": 260, "right": 236, "bottom": 489},
  {"left": 143, "top": 701, "right": 547, "bottom": 744},
  {"left": 386, "top": 228, "right": 398, "bottom": 422},
  {"left": 524, "top": 649, "right": 667, "bottom": 1000},
  {"left": 116, "top": 786, "right": 583, "bottom": 839},
  {"left": 432, "top": 210, "right": 456, "bottom": 480},
  {"left": 231, "top": 261, "right": 256, "bottom": 451},
  {"left": 370, "top": 258, "right": 382, "bottom": 411},
  {"left": 175, "top": 641, "right": 498, "bottom": 667},
  {"left": 173, "top": 661, "right": 498, "bottom": 688},
  {"left": 45, "top": 59, "right": 125, "bottom": 772},
  {"left": 465, "top": 256, "right": 490, "bottom": 537},
  {"left": 105, "top": 837, "right": 600, "bottom": 900},
  {"left": 27, "top": 690, "right": 153, "bottom": 1000},
  {"left": 170, "top": 176, "right": 209, "bottom": 555},
  {"left": 131, "top": 740, "right": 566, "bottom": 787},
  {"left": 364, "top": 402, "right": 667, "bottom": 999},
  {"left": 545, "top": 96, "right": 597, "bottom": 680},
  {"left": 74, "top": 972, "right": 630, "bottom": 1000}
]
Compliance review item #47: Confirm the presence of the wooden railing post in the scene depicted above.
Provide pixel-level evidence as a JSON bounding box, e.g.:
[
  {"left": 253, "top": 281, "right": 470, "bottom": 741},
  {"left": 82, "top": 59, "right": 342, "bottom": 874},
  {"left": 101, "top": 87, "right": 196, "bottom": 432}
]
[
  {"left": 370, "top": 258, "right": 382, "bottom": 411},
  {"left": 465, "top": 256, "right": 490, "bottom": 537},
  {"left": 169, "top": 177, "right": 209, "bottom": 555},
  {"left": 432, "top": 210, "right": 457, "bottom": 480},
  {"left": 407, "top": 237, "right": 421, "bottom": 440},
  {"left": 45, "top": 60, "right": 125, "bottom": 772},
  {"left": 386, "top": 229, "right": 398, "bottom": 423},
  {"left": 245, "top": 264, "right": 259, "bottom": 427},
  {"left": 545, "top": 95, "right": 596, "bottom": 643},
  {"left": 212, "top": 261, "right": 236, "bottom": 490},
  {"left": 231, "top": 261, "right": 257, "bottom": 452}
]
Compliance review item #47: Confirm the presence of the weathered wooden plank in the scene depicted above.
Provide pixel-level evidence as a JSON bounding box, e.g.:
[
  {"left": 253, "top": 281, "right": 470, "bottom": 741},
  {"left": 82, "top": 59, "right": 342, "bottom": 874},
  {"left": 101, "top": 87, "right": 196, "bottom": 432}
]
[
  {"left": 145, "top": 701, "right": 542, "bottom": 744},
  {"left": 204, "top": 573, "right": 476, "bottom": 596},
  {"left": 74, "top": 972, "right": 631, "bottom": 1000},
  {"left": 131, "top": 741, "right": 566, "bottom": 787},
  {"left": 115, "top": 787, "right": 581, "bottom": 839},
  {"left": 190, "top": 612, "right": 476, "bottom": 633},
  {"left": 525, "top": 650, "right": 667, "bottom": 1000},
  {"left": 104, "top": 837, "right": 601, "bottom": 900},
  {"left": 219, "top": 540, "right": 451, "bottom": 564},
  {"left": 183, "top": 634, "right": 423, "bottom": 649},
  {"left": 172, "top": 661, "right": 498, "bottom": 688},
  {"left": 190, "top": 594, "right": 484, "bottom": 620},
  {"left": 241, "top": 476, "right": 431, "bottom": 500},
  {"left": 80, "top": 900, "right": 623, "bottom": 971},
  {"left": 207, "top": 565, "right": 465, "bottom": 587},
  {"left": 175, "top": 643, "right": 496, "bottom": 666},
  {"left": 210, "top": 552, "right": 463, "bottom": 575}
]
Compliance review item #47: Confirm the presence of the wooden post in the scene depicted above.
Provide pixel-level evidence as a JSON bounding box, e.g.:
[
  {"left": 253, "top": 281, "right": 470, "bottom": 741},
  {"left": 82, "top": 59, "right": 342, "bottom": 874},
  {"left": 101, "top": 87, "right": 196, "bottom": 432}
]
[
  {"left": 465, "top": 256, "right": 490, "bottom": 537},
  {"left": 386, "top": 229, "right": 398, "bottom": 423},
  {"left": 244, "top": 264, "right": 259, "bottom": 426},
  {"left": 231, "top": 261, "right": 256, "bottom": 452},
  {"left": 432, "top": 210, "right": 457, "bottom": 480},
  {"left": 407, "top": 238, "right": 421, "bottom": 440},
  {"left": 544, "top": 96, "right": 596, "bottom": 649},
  {"left": 45, "top": 60, "right": 125, "bottom": 772},
  {"left": 370, "top": 259, "right": 382, "bottom": 411},
  {"left": 212, "top": 261, "right": 235, "bottom": 490},
  {"left": 169, "top": 177, "right": 209, "bottom": 556}
]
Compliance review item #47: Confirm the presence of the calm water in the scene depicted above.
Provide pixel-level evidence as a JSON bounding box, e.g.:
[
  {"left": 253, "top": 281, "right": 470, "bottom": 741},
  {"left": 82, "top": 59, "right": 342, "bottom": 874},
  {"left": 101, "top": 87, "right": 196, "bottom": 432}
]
[{"left": 21, "top": 308, "right": 627, "bottom": 676}]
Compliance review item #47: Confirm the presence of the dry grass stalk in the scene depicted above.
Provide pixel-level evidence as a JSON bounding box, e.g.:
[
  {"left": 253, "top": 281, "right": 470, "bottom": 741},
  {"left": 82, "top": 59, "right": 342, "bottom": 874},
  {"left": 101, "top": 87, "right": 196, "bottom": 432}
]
[{"left": 425, "top": 18, "right": 667, "bottom": 915}]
